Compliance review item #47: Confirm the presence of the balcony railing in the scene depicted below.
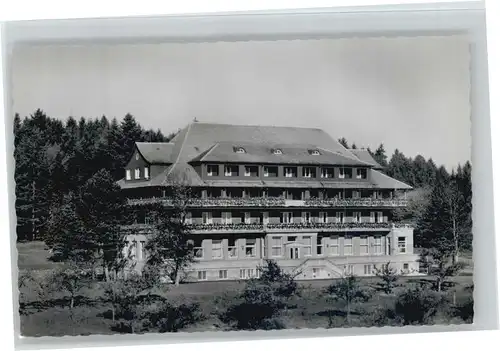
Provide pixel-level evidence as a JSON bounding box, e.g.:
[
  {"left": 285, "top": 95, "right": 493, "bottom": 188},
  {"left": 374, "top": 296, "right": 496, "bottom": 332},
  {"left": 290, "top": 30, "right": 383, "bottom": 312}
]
[
  {"left": 304, "top": 198, "right": 408, "bottom": 207},
  {"left": 121, "top": 221, "right": 412, "bottom": 234},
  {"left": 127, "top": 196, "right": 407, "bottom": 208}
]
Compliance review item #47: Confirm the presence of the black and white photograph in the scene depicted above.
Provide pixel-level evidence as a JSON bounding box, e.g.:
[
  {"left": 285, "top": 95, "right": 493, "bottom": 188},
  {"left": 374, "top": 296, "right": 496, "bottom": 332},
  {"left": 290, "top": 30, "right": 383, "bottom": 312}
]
[{"left": 11, "top": 34, "right": 473, "bottom": 336}]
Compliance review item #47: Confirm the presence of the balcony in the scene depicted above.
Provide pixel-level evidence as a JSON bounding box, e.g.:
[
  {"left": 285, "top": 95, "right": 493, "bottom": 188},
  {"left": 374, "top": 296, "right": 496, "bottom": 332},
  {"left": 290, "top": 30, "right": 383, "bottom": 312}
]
[
  {"left": 304, "top": 198, "right": 408, "bottom": 208},
  {"left": 127, "top": 196, "right": 407, "bottom": 208},
  {"left": 188, "top": 221, "right": 401, "bottom": 233},
  {"left": 127, "top": 197, "right": 286, "bottom": 207},
  {"left": 121, "top": 221, "right": 411, "bottom": 234}
]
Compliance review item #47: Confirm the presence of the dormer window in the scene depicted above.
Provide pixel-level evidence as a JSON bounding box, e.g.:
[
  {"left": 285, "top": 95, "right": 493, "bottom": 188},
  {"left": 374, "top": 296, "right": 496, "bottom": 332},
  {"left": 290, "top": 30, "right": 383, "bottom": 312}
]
[
  {"left": 235, "top": 147, "right": 246, "bottom": 154},
  {"left": 273, "top": 149, "right": 283, "bottom": 155},
  {"left": 309, "top": 149, "right": 321, "bottom": 156},
  {"left": 126, "top": 169, "right": 131, "bottom": 180}
]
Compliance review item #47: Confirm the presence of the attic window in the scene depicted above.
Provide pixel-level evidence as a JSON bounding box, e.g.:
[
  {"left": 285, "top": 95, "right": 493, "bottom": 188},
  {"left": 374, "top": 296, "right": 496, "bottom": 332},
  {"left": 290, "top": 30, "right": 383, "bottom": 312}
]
[
  {"left": 309, "top": 149, "right": 321, "bottom": 156},
  {"left": 273, "top": 149, "right": 283, "bottom": 155},
  {"left": 235, "top": 147, "right": 246, "bottom": 154},
  {"left": 135, "top": 153, "right": 139, "bottom": 161}
]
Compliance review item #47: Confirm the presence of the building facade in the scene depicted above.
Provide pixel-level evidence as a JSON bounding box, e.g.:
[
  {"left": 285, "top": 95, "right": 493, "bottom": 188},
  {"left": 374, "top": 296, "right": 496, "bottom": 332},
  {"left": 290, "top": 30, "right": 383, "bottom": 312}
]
[{"left": 118, "top": 122, "right": 420, "bottom": 282}]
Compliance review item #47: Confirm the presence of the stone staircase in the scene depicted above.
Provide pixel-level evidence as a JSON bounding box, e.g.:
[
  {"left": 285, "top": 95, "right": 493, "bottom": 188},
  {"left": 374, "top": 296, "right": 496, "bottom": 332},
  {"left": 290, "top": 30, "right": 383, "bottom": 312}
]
[{"left": 292, "top": 258, "right": 344, "bottom": 279}]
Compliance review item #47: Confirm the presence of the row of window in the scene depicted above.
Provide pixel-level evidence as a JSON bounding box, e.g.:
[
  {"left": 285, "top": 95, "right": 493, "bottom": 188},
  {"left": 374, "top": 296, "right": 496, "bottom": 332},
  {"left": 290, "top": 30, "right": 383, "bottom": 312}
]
[
  {"left": 195, "top": 211, "right": 386, "bottom": 225},
  {"left": 127, "top": 235, "right": 408, "bottom": 263},
  {"left": 189, "top": 235, "right": 407, "bottom": 260},
  {"left": 126, "top": 167, "right": 149, "bottom": 181},
  {"left": 197, "top": 268, "right": 260, "bottom": 281},
  {"left": 198, "top": 263, "right": 410, "bottom": 281},
  {"left": 202, "top": 189, "right": 387, "bottom": 200},
  {"left": 233, "top": 146, "right": 322, "bottom": 156},
  {"left": 207, "top": 165, "right": 367, "bottom": 179}
]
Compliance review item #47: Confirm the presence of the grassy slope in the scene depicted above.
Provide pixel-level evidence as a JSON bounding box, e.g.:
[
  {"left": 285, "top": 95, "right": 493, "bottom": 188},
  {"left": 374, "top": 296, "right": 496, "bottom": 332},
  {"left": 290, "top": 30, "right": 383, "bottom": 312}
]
[{"left": 17, "top": 241, "right": 474, "bottom": 337}]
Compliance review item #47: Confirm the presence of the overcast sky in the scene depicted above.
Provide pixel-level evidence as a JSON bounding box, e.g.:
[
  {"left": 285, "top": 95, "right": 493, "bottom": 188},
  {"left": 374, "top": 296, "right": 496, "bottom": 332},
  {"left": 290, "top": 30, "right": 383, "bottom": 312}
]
[{"left": 11, "top": 36, "right": 471, "bottom": 170}]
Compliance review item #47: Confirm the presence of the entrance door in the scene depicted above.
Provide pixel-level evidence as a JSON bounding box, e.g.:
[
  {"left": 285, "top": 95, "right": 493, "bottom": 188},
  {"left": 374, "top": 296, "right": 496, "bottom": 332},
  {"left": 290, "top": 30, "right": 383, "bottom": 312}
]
[{"left": 290, "top": 247, "right": 299, "bottom": 259}]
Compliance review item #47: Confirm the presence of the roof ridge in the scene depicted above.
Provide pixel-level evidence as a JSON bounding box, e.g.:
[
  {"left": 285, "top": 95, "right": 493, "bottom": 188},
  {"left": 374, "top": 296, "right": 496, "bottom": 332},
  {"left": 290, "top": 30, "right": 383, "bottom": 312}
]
[
  {"left": 199, "top": 143, "right": 220, "bottom": 162},
  {"left": 162, "top": 122, "right": 194, "bottom": 184},
  {"left": 191, "top": 121, "right": 322, "bottom": 131}
]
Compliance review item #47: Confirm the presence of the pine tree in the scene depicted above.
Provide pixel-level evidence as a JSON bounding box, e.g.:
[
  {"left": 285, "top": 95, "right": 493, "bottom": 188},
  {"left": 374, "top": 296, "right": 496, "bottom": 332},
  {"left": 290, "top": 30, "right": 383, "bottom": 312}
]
[
  {"left": 45, "top": 192, "right": 92, "bottom": 263},
  {"left": 387, "top": 149, "right": 414, "bottom": 185},
  {"left": 77, "top": 169, "right": 127, "bottom": 280},
  {"left": 351, "top": 143, "right": 357, "bottom": 149},
  {"left": 144, "top": 182, "right": 195, "bottom": 286},
  {"left": 120, "top": 113, "right": 144, "bottom": 160},
  {"left": 373, "top": 144, "right": 388, "bottom": 168},
  {"left": 412, "top": 155, "right": 429, "bottom": 188},
  {"left": 338, "top": 137, "right": 349, "bottom": 148}
]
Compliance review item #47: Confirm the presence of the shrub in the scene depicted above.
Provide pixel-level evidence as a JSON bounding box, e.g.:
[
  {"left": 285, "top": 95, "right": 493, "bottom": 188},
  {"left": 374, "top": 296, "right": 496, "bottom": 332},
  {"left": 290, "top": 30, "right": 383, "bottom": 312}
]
[
  {"left": 394, "top": 285, "right": 445, "bottom": 325},
  {"left": 220, "top": 279, "right": 286, "bottom": 330},
  {"left": 373, "top": 262, "right": 400, "bottom": 295},
  {"left": 219, "top": 260, "right": 298, "bottom": 330},
  {"left": 148, "top": 301, "right": 204, "bottom": 332}
]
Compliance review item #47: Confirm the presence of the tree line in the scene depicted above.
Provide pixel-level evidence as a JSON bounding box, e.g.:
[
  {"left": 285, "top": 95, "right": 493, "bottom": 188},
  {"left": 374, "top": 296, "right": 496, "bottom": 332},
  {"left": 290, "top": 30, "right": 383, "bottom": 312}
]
[
  {"left": 14, "top": 109, "right": 175, "bottom": 242},
  {"left": 338, "top": 137, "right": 472, "bottom": 255}
]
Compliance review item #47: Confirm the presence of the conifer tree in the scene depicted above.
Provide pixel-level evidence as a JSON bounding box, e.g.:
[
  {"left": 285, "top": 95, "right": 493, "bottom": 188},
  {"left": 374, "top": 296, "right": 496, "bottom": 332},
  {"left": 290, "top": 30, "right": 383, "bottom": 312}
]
[
  {"left": 373, "top": 144, "right": 388, "bottom": 168},
  {"left": 338, "top": 137, "right": 349, "bottom": 148}
]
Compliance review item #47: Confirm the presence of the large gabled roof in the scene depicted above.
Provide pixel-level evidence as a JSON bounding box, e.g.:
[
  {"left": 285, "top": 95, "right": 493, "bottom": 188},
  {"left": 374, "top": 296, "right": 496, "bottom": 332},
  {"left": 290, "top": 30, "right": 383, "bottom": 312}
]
[
  {"left": 136, "top": 142, "right": 174, "bottom": 164},
  {"left": 190, "top": 141, "right": 372, "bottom": 166},
  {"left": 119, "top": 121, "right": 411, "bottom": 191},
  {"left": 172, "top": 122, "right": 358, "bottom": 163}
]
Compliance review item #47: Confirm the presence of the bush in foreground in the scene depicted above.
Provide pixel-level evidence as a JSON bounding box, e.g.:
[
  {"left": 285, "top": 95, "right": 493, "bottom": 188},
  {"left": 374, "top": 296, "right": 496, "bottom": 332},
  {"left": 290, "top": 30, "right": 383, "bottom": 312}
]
[
  {"left": 219, "top": 260, "right": 298, "bottom": 330},
  {"left": 394, "top": 285, "right": 445, "bottom": 325}
]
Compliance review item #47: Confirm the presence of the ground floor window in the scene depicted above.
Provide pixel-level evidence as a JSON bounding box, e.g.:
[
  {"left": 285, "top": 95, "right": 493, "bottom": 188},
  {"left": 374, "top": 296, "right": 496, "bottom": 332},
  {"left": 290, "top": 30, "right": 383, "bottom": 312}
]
[
  {"left": 194, "top": 239, "right": 203, "bottom": 259},
  {"left": 360, "top": 236, "right": 369, "bottom": 255},
  {"left": 364, "top": 264, "right": 372, "bottom": 275},
  {"left": 329, "top": 236, "right": 339, "bottom": 255},
  {"left": 344, "top": 236, "right": 353, "bottom": 255},
  {"left": 218, "top": 270, "right": 228, "bottom": 279},
  {"left": 240, "top": 268, "right": 256, "bottom": 279},
  {"left": 317, "top": 236, "right": 323, "bottom": 255},
  {"left": 344, "top": 265, "right": 353, "bottom": 275},
  {"left": 212, "top": 239, "right": 222, "bottom": 259},
  {"left": 374, "top": 236, "right": 382, "bottom": 255},
  {"left": 245, "top": 238, "right": 256, "bottom": 257},
  {"left": 303, "top": 236, "right": 312, "bottom": 256},
  {"left": 271, "top": 236, "right": 283, "bottom": 257},
  {"left": 398, "top": 236, "right": 407, "bottom": 253},
  {"left": 197, "top": 271, "right": 207, "bottom": 281}
]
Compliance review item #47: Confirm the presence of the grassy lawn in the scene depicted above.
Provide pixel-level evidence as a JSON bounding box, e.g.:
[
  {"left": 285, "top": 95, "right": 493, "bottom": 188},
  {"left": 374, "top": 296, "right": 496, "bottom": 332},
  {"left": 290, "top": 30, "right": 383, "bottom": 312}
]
[
  {"left": 17, "top": 241, "right": 474, "bottom": 337},
  {"left": 18, "top": 241, "right": 65, "bottom": 272}
]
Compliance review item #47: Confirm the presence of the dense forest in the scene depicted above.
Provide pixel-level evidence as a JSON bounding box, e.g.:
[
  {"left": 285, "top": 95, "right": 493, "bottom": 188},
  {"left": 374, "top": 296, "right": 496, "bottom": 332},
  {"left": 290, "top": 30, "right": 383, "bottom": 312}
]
[
  {"left": 14, "top": 109, "right": 175, "bottom": 242},
  {"left": 13, "top": 110, "right": 472, "bottom": 254}
]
